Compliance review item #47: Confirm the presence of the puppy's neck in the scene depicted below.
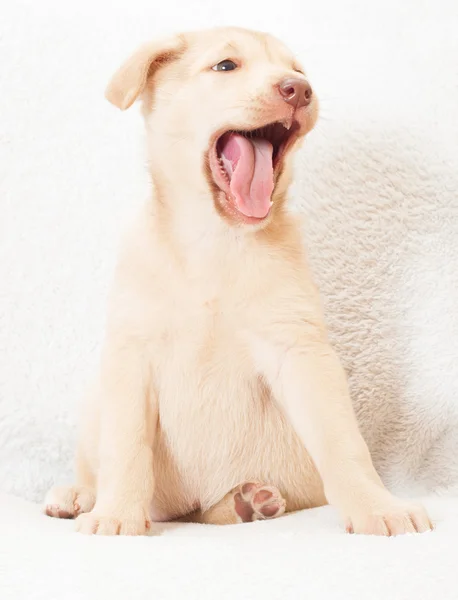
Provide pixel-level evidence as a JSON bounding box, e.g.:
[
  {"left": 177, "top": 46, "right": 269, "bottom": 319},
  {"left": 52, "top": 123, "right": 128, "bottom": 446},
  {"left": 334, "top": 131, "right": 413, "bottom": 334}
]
[
  {"left": 150, "top": 167, "right": 240, "bottom": 261},
  {"left": 148, "top": 163, "right": 298, "bottom": 278}
]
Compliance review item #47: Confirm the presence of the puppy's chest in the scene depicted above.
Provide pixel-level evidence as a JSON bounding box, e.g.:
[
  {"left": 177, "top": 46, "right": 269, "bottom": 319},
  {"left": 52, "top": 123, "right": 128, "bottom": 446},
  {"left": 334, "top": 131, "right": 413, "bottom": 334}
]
[
  {"left": 151, "top": 287, "right": 255, "bottom": 406},
  {"left": 154, "top": 293, "right": 247, "bottom": 374},
  {"left": 153, "top": 296, "right": 267, "bottom": 470}
]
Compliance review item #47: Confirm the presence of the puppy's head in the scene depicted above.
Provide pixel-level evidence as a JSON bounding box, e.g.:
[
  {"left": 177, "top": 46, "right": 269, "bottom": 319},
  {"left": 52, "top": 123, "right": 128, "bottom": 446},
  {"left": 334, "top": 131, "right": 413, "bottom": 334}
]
[{"left": 106, "top": 27, "right": 318, "bottom": 228}]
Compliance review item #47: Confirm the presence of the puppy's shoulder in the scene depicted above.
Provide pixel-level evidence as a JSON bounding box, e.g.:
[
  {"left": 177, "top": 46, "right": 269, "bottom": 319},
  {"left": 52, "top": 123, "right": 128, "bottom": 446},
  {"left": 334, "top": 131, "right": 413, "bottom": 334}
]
[{"left": 105, "top": 204, "right": 169, "bottom": 325}]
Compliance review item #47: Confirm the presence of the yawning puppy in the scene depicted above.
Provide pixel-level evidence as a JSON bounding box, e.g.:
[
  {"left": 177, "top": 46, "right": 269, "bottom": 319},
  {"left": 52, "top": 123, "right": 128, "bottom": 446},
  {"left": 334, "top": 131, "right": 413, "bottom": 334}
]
[{"left": 44, "top": 27, "right": 432, "bottom": 536}]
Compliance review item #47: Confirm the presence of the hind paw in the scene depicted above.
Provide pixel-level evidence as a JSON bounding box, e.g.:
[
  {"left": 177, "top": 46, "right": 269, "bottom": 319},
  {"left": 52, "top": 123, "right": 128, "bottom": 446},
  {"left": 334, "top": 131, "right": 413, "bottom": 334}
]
[{"left": 233, "top": 482, "right": 286, "bottom": 522}]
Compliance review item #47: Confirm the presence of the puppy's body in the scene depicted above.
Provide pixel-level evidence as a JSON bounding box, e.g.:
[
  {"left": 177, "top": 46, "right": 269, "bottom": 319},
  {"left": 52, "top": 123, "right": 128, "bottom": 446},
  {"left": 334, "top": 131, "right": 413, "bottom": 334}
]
[
  {"left": 46, "top": 27, "right": 432, "bottom": 536},
  {"left": 79, "top": 206, "right": 325, "bottom": 521}
]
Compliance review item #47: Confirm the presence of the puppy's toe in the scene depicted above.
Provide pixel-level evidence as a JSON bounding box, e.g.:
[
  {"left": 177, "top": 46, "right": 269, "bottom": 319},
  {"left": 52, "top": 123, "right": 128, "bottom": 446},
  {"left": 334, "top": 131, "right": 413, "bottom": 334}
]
[{"left": 44, "top": 485, "right": 95, "bottom": 519}]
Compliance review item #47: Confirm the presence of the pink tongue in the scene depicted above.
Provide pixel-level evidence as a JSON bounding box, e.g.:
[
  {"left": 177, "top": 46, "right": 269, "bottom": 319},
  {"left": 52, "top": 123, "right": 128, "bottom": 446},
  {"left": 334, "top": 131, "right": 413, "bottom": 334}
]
[{"left": 219, "top": 133, "right": 274, "bottom": 218}]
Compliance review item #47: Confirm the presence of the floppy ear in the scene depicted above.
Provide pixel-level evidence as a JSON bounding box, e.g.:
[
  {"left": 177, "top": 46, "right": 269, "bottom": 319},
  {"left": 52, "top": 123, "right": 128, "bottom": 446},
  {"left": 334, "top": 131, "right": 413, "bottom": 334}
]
[{"left": 105, "top": 36, "right": 185, "bottom": 110}]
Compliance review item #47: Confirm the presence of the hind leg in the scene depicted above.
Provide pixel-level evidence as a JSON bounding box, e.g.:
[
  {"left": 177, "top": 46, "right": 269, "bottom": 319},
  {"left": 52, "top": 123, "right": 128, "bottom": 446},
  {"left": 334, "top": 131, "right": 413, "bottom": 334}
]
[
  {"left": 44, "top": 449, "right": 96, "bottom": 519},
  {"left": 198, "top": 481, "right": 286, "bottom": 525}
]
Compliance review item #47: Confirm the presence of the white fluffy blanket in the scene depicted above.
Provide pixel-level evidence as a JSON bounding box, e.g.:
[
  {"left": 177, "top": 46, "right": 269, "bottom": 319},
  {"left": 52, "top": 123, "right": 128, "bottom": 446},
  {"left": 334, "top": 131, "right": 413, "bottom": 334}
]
[
  {"left": 1, "top": 0, "right": 457, "bottom": 597},
  {"left": 1, "top": 493, "right": 458, "bottom": 600}
]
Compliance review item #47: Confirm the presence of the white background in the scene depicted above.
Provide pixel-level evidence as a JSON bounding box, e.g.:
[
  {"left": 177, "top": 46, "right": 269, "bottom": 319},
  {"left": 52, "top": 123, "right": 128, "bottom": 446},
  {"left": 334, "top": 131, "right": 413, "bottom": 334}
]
[{"left": 1, "top": 0, "right": 457, "bottom": 502}]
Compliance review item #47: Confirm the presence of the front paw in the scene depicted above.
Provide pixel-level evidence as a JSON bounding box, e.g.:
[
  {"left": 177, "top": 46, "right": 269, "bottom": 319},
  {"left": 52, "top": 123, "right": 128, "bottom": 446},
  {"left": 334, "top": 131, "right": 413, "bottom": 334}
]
[
  {"left": 75, "top": 505, "right": 151, "bottom": 536},
  {"left": 346, "top": 497, "right": 433, "bottom": 536}
]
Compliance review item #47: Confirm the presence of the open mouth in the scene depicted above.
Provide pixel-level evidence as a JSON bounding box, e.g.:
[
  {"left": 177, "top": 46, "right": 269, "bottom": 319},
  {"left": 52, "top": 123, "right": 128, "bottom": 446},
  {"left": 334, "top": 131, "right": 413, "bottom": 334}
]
[{"left": 209, "top": 121, "right": 299, "bottom": 222}]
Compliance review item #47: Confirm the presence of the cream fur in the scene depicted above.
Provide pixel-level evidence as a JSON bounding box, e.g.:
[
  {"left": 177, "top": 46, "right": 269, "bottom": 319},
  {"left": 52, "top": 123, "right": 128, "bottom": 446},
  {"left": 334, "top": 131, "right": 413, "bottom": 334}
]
[{"left": 45, "top": 27, "right": 432, "bottom": 536}]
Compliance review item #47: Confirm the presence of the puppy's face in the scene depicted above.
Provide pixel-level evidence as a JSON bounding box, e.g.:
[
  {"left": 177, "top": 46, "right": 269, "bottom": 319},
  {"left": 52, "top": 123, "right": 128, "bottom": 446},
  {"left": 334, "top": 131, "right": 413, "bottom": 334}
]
[{"left": 107, "top": 27, "right": 318, "bottom": 227}]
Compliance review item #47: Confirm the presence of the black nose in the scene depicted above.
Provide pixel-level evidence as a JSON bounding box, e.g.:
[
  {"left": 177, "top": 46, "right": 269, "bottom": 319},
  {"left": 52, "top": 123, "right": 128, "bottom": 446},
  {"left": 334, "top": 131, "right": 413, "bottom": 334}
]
[{"left": 279, "top": 78, "right": 313, "bottom": 109}]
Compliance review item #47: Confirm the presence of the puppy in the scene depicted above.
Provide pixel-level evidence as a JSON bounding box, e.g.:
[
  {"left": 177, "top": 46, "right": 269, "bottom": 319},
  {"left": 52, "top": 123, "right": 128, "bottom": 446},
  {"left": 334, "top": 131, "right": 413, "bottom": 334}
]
[{"left": 45, "top": 27, "right": 432, "bottom": 536}]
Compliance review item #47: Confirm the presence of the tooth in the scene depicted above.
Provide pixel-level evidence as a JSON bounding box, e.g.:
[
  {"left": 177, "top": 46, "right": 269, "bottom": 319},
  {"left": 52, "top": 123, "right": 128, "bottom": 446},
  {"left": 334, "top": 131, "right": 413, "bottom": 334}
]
[{"left": 282, "top": 118, "right": 293, "bottom": 130}]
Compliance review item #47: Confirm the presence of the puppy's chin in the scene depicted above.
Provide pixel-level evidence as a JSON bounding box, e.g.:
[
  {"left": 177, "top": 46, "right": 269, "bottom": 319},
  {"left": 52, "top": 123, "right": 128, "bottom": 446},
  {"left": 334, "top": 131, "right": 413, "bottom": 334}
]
[{"left": 212, "top": 189, "right": 274, "bottom": 229}]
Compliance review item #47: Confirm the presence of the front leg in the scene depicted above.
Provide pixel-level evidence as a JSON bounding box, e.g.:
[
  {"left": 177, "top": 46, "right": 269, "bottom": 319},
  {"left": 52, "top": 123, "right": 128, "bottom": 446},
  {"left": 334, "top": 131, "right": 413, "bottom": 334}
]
[
  {"left": 76, "top": 337, "right": 156, "bottom": 536},
  {"left": 254, "top": 334, "right": 433, "bottom": 535}
]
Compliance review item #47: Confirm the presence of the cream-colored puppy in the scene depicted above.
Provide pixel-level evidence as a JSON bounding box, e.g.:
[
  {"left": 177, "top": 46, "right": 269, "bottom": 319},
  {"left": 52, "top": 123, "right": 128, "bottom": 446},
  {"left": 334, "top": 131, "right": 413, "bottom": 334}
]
[{"left": 45, "top": 27, "right": 432, "bottom": 536}]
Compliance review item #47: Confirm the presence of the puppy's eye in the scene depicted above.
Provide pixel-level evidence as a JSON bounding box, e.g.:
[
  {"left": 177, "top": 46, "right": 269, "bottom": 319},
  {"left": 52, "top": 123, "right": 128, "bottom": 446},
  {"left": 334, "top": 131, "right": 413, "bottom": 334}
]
[{"left": 212, "top": 59, "right": 237, "bottom": 72}]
